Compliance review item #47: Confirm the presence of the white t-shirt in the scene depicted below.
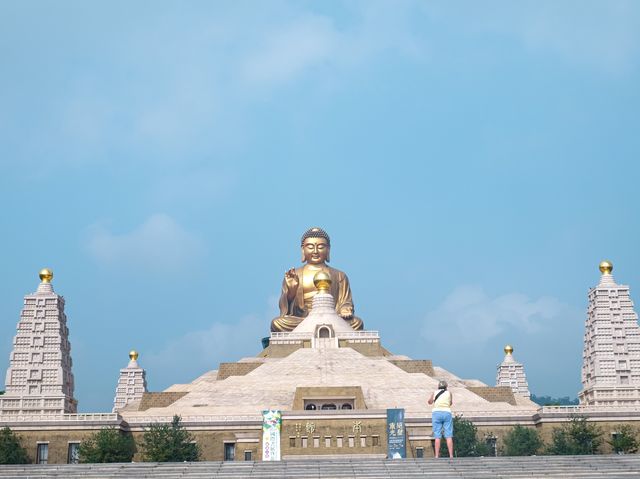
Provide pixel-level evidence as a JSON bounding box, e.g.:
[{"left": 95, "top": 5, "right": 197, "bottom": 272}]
[{"left": 432, "top": 389, "right": 452, "bottom": 412}]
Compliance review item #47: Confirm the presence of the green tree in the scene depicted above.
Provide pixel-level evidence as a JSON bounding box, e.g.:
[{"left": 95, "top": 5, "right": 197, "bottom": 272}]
[
  {"left": 546, "top": 415, "right": 602, "bottom": 455},
  {"left": 78, "top": 427, "right": 135, "bottom": 463},
  {"left": 141, "top": 415, "right": 199, "bottom": 462},
  {"left": 439, "top": 416, "right": 491, "bottom": 457},
  {"left": 0, "top": 427, "right": 30, "bottom": 464},
  {"left": 502, "top": 425, "right": 543, "bottom": 456},
  {"left": 608, "top": 425, "right": 639, "bottom": 454}
]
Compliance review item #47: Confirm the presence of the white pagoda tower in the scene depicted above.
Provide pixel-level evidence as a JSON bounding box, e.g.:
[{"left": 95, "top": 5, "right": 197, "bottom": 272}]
[
  {"left": 579, "top": 261, "right": 640, "bottom": 406},
  {"left": 112, "top": 350, "right": 147, "bottom": 412},
  {"left": 0, "top": 269, "right": 77, "bottom": 416},
  {"left": 495, "top": 344, "right": 530, "bottom": 397}
]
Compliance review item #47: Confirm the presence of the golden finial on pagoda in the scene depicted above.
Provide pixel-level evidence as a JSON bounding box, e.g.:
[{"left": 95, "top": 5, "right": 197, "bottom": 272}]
[
  {"left": 504, "top": 344, "right": 514, "bottom": 355},
  {"left": 313, "top": 271, "right": 331, "bottom": 292},
  {"left": 599, "top": 260, "right": 613, "bottom": 275},
  {"left": 129, "top": 350, "right": 139, "bottom": 361},
  {"left": 39, "top": 268, "right": 53, "bottom": 283}
]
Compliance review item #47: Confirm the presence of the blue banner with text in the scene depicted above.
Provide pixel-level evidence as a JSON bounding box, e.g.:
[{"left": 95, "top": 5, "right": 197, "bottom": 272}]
[{"left": 386, "top": 408, "right": 406, "bottom": 459}]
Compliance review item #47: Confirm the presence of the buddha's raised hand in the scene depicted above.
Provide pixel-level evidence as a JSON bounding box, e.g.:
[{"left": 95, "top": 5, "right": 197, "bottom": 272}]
[{"left": 284, "top": 268, "right": 299, "bottom": 294}]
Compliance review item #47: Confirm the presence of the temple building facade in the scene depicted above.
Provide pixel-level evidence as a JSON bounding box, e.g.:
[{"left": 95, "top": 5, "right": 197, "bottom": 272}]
[
  {"left": 0, "top": 269, "right": 76, "bottom": 417},
  {"left": 1, "top": 253, "right": 640, "bottom": 464},
  {"left": 580, "top": 261, "right": 640, "bottom": 406}
]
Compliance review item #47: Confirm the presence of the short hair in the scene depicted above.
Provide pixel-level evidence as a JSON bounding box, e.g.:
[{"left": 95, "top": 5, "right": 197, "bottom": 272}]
[
  {"left": 438, "top": 380, "right": 448, "bottom": 390},
  {"left": 301, "top": 227, "right": 330, "bottom": 246}
]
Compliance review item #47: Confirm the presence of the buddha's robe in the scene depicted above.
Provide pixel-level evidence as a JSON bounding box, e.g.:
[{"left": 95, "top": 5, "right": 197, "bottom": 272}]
[{"left": 270, "top": 265, "right": 364, "bottom": 332}]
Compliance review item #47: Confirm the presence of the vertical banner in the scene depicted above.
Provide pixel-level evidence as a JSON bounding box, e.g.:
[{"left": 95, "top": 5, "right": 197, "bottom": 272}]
[
  {"left": 262, "top": 410, "right": 282, "bottom": 461},
  {"left": 386, "top": 408, "right": 406, "bottom": 459}
]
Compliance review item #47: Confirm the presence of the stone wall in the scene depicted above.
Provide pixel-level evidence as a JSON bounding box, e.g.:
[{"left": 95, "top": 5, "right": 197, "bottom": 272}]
[
  {"left": 534, "top": 419, "right": 634, "bottom": 454},
  {"left": 12, "top": 429, "right": 99, "bottom": 464},
  {"left": 339, "top": 341, "right": 391, "bottom": 357},
  {"left": 129, "top": 429, "right": 261, "bottom": 461},
  {"left": 389, "top": 360, "right": 434, "bottom": 377},
  {"left": 138, "top": 392, "right": 188, "bottom": 411},
  {"left": 467, "top": 386, "right": 517, "bottom": 405},
  {"left": 281, "top": 417, "right": 386, "bottom": 458},
  {"left": 259, "top": 343, "right": 304, "bottom": 358},
  {"left": 5, "top": 414, "right": 640, "bottom": 463},
  {"left": 217, "top": 362, "right": 262, "bottom": 380},
  {"left": 470, "top": 421, "right": 632, "bottom": 455},
  {"left": 262, "top": 341, "right": 391, "bottom": 359},
  {"left": 292, "top": 387, "right": 367, "bottom": 410}
]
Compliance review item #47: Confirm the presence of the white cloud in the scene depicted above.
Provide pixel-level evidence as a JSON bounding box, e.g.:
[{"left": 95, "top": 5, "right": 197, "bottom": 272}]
[
  {"left": 240, "top": 14, "right": 339, "bottom": 86},
  {"left": 419, "top": 285, "right": 584, "bottom": 396},
  {"left": 145, "top": 168, "right": 234, "bottom": 208},
  {"left": 516, "top": 2, "right": 640, "bottom": 73},
  {"left": 144, "top": 313, "right": 268, "bottom": 390},
  {"left": 427, "top": 1, "right": 640, "bottom": 74},
  {"left": 86, "top": 214, "right": 206, "bottom": 271},
  {"left": 142, "top": 295, "right": 279, "bottom": 391},
  {"left": 421, "top": 285, "right": 567, "bottom": 344}
]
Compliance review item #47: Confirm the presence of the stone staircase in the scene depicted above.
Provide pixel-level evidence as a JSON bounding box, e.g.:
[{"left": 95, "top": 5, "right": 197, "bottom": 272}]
[{"left": 1, "top": 455, "right": 640, "bottom": 478}]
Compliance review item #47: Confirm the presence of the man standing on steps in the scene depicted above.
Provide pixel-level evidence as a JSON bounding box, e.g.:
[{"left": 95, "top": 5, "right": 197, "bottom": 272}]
[{"left": 428, "top": 380, "right": 454, "bottom": 460}]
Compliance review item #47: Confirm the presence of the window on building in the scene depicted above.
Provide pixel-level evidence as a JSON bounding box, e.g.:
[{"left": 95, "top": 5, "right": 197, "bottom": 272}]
[
  {"left": 321, "top": 403, "right": 337, "bottom": 410},
  {"left": 348, "top": 436, "right": 355, "bottom": 448},
  {"left": 337, "top": 436, "right": 343, "bottom": 448},
  {"left": 485, "top": 435, "right": 497, "bottom": 456},
  {"left": 620, "top": 375, "right": 630, "bottom": 385},
  {"left": 244, "top": 450, "right": 252, "bottom": 461},
  {"left": 416, "top": 447, "right": 424, "bottom": 458},
  {"left": 611, "top": 431, "right": 621, "bottom": 450},
  {"left": 301, "top": 437, "right": 308, "bottom": 448},
  {"left": 313, "top": 437, "right": 320, "bottom": 448},
  {"left": 36, "top": 443, "right": 49, "bottom": 464},
  {"left": 360, "top": 436, "right": 367, "bottom": 447},
  {"left": 67, "top": 442, "right": 80, "bottom": 464},
  {"left": 341, "top": 403, "right": 353, "bottom": 410},
  {"left": 289, "top": 437, "right": 296, "bottom": 447},
  {"left": 325, "top": 437, "right": 331, "bottom": 447},
  {"left": 223, "top": 443, "right": 235, "bottom": 461},
  {"left": 372, "top": 436, "right": 379, "bottom": 447},
  {"left": 305, "top": 403, "right": 317, "bottom": 410}
]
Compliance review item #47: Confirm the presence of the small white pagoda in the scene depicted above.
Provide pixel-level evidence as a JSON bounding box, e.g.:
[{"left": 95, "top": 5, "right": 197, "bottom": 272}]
[
  {"left": 112, "top": 350, "right": 148, "bottom": 412},
  {"left": 495, "top": 344, "right": 530, "bottom": 397}
]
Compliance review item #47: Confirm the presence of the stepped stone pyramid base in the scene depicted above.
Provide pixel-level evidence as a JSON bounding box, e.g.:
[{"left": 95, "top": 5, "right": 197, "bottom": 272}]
[{"left": 1, "top": 455, "right": 640, "bottom": 478}]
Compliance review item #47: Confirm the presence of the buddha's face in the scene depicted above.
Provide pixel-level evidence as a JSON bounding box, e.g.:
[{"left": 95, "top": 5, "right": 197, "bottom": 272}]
[{"left": 302, "top": 237, "right": 329, "bottom": 265}]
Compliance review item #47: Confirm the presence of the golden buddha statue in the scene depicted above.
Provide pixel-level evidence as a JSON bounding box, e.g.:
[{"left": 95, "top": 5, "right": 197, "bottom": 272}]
[{"left": 271, "top": 227, "right": 364, "bottom": 332}]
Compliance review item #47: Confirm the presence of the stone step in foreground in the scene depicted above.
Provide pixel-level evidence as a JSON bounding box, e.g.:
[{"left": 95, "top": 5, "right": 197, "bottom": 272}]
[{"left": 1, "top": 455, "right": 640, "bottom": 479}]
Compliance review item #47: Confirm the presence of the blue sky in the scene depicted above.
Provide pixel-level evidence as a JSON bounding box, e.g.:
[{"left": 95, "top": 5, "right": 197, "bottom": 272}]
[{"left": 1, "top": 1, "right": 639, "bottom": 412}]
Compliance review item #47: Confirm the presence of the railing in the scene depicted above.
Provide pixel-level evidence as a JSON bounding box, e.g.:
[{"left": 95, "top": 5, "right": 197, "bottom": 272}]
[
  {"left": 270, "top": 332, "right": 310, "bottom": 340},
  {"left": 406, "top": 410, "right": 536, "bottom": 420},
  {"left": 541, "top": 405, "right": 640, "bottom": 414},
  {"left": 0, "top": 413, "right": 119, "bottom": 422},
  {"left": 339, "top": 331, "right": 380, "bottom": 339},
  {"left": 125, "top": 414, "right": 262, "bottom": 424},
  {"left": 270, "top": 331, "right": 380, "bottom": 340}
]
